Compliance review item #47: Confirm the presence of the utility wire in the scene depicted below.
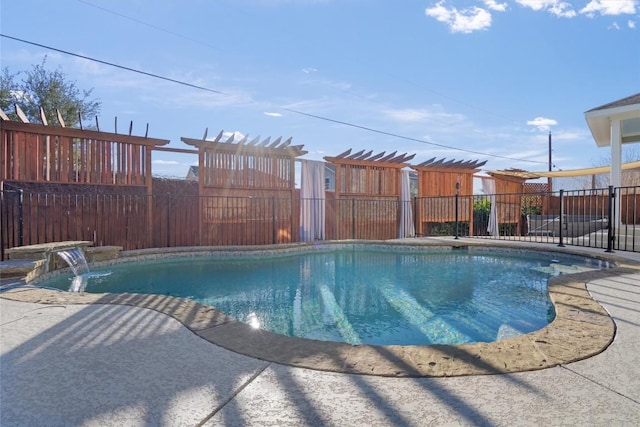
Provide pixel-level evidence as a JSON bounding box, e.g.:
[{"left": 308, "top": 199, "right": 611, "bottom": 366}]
[
  {"left": 283, "top": 108, "right": 547, "bottom": 165},
  {"left": 75, "top": 1, "right": 549, "bottom": 165},
  {"left": 1, "top": 32, "right": 548, "bottom": 166},
  {"left": 0, "top": 34, "right": 225, "bottom": 95},
  {"left": 76, "top": 0, "right": 550, "bottom": 165},
  {"left": 71, "top": 3, "right": 549, "bottom": 165},
  {"left": 77, "top": 0, "right": 222, "bottom": 53}
]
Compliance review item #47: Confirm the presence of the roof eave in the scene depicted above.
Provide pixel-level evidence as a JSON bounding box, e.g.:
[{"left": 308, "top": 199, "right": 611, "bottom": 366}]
[{"left": 584, "top": 101, "right": 640, "bottom": 148}]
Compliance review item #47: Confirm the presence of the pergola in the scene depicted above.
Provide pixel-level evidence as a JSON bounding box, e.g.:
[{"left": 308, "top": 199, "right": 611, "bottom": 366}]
[
  {"left": 585, "top": 93, "right": 640, "bottom": 188},
  {"left": 323, "top": 148, "right": 415, "bottom": 239},
  {"left": 182, "top": 131, "right": 307, "bottom": 245},
  {"left": 412, "top": 157, "right": 486, "bottom": 236}
]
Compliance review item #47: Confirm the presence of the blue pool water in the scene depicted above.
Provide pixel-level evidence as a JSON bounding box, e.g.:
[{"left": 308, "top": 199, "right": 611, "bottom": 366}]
[{"left": 40, "top": 247, "right": 606, "bottom": 346}]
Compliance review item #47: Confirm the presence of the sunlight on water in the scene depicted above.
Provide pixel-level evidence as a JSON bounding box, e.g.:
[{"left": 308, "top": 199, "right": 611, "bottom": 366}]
[
  {"left": 378, "top": 282, "right": 470, "bottom": 344},
  {"left": 39, "top": 247, "right": 606, "bottom": 346},
  {"left": 318, "top": 284, "right": 362, "bottom": 345}
]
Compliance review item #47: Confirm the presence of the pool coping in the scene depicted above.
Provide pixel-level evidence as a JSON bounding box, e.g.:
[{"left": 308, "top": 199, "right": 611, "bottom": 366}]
[{"left": 2, "top": 239, "right": 639, "bottom": 378}]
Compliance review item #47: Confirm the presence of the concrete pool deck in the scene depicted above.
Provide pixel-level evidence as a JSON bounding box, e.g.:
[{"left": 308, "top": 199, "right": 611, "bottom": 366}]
[{"left": 1, "top": 238, "right": 639, "bottom": 425}]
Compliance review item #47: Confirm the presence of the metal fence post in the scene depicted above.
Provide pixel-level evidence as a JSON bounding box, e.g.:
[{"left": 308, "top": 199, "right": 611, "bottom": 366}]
[
  {"left": 606, "top": 185, "right": 615, "bottom": 253},
  {"left": 18, "top": 189, "right": 24, "bottom": 247},
  {"left": 557, "top": 189, "right": 565, "bottom": 247},
  {"left": 413, "top": 196, "right": 418, "bottom": 237},
  {"left": 454, "top": 183, "right": 460, "bottom": 239}
]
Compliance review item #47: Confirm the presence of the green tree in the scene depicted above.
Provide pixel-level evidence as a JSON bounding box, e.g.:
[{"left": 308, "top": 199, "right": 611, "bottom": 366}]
[
  {"left": 0, "top": 67, "right": 19, "bottom": 118},
  {"left": 0, "top": 57, "right": 101, "bottom": 127}
]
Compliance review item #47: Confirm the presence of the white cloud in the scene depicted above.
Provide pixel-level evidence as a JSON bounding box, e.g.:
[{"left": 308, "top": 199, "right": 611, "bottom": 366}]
[
  {"left": 264, "top": 112, "right": 282, "bottom": 117},
  {"left": 610, "top": 21, "right": 621, "bottom": 30},
  {"left": 483, "top": 0, "right": 507, "bottom": 12},
  {"left": 515, "top": 1, "right": 576, "bottom": 18},
  {"left": 302, "top": 68, "right": 318, "bottom": 74},
  {"left": 580, "top": 0, "right": 637, "bottom": 17},
  {"left": 169, "top": 89, "right": 254, "bottom": 109},
  {"left": 425, "top": 1, "right": 493, "bottom": 33},
  {"left": 426, "top": 0, "right": 637, "bottom": 31},
  {"left": 552, "top": 129, "right": 590, "bottom": 141},
  {"left": 383, "top": 107, "right": 466, "bottom": 124},
  {"left": 153, "top": 159, "right": 180, "bottom": 165},
  {"left": 527, "top": 116, "right": 558, "bottom": 131},
  {"left": 221, "top": 131, "right": 246, "bottom": 142}
]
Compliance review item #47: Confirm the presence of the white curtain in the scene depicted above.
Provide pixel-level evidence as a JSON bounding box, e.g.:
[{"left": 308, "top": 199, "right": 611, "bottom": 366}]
[
  {"left": 481, "top": 177, "right": 499, "bottom": 237},
  {"left": 300, "top": 160, "right": 326, "bottom": 241},
  {"left": 398, "top": 170, "right": 415, "bottom": 238}
]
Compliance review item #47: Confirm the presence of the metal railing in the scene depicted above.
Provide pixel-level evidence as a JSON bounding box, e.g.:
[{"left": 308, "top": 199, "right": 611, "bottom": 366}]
[{"left": 2, "top": 185, "right": 638, "bottom": 259}]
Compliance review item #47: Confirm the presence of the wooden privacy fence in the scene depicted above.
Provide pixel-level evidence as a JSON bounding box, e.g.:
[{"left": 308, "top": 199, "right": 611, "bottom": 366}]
[
  {"left": 1, "top": 120, "right": 169, "bottom": 186},
  {"left": 182, "top": 132, "right": 307, "bottom": 246},
  {"left": 324, "top": 149, "right": 415, "bottom": 240},
  {"left": 1, "top": 116, "right": 172, "bottom": 251},
  {"left": 3, "top": 186, "right": 640, "bottom": 258},
  {"left": 1, "top": 188, "right": 410, "bottom": 255},
  {"left": 413, "top": 158, "right": 486, "bottom": 236}
]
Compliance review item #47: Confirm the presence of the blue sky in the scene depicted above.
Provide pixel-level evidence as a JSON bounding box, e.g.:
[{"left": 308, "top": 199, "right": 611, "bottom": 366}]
[{"left": 1, "top": 0, "right": 639, "bottom": 180}]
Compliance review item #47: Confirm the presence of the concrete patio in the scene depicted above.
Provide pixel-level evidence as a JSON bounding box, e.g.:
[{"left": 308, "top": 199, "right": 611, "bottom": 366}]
[{"left": 1, "top": 240, "right": 639, "bottom": 426}]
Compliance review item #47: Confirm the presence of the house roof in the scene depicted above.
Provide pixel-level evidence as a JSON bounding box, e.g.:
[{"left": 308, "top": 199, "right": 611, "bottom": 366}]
[{"left": 584, "top": 93, "right": 640, "bottom": 147}]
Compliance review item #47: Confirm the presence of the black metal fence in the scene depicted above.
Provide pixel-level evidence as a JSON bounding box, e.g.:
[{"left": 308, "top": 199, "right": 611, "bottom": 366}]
[{"left": 2, "top": 185, "right": 639, "bottom": 259}]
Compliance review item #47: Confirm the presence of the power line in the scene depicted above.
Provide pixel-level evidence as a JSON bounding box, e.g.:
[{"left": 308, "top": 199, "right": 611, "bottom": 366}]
[
  {"left": 69, "top": 3, "right": 549, "bottom": 165},
  {"left": 73, "top": 2, "right": 551, "bottom": 166},
  {"left": 1, "top": 33, "right": 548, "bottom": 166},
  {"left": 0, "top": 34, "right": 225, "bottom": 95},
  {"left": 76, "top": 1, "right": 547, "bottom": 150},
  {"left": 77, "top": 0, "right": 222, "bottom": 52},
  {"left": 283, "top": 108, "right": 547, "bottom": 165}
]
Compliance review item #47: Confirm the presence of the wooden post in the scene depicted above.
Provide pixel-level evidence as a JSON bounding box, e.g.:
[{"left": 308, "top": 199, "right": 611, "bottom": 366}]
[{"left": 146, "top": 147, "right": 154, "bottom": 248}]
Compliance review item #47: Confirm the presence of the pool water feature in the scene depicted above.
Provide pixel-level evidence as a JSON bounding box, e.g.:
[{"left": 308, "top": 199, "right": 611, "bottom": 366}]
[
  {"left": 39, "top": 247, "right": 607, "bottom": 346},
  {"left": 54, "top": 248, "right": 112, "bottom": 292},
  {"left": 55, "top": 248, "right": 90, "bottom": 277}
]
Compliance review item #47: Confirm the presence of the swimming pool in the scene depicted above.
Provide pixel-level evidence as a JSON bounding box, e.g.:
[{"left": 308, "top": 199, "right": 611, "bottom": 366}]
[{"left": 39, "top": 244, "right": 608, "bottom": 346}]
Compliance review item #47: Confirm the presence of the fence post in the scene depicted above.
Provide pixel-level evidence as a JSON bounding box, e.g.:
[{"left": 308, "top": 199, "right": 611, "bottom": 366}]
[
  {"left": 166, "top": 193, "right": 171, "bottom": 248},
  {"left": 272, "top": 196, "right": 277, "bottom": 244},
  {"left": 351, "top": 198, "right": 356, "bottom": 239},
  {"left": 557, "top": 189, "right": 565, "bottom": 247},
  {"left": 606, "top": 185, "right": 615, "bottom": 253},
  {"left": 454, "top": 183, "right": 460, "bottom": 239},
  {"left": 413, "top": 197, "right": 418, "bottom": 237},
  {"left": 18, "top": 189, "right": 24, "bottom": 247}
]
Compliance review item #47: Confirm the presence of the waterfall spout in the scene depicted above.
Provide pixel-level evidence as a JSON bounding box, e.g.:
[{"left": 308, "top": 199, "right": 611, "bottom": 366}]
[
  {"left": 56, "top": 247, "right": 89, "bottom": 276},
  {"left": 55, "top": 247, "right": 90, "bottom": 292}
]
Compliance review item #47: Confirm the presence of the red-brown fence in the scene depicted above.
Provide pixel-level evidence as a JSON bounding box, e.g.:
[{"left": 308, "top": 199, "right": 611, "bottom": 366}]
[
  {"left": 2, "top": 185, "right": 639, "bottom": 259},
  {"left": 1, "top": 120, "right": 168, "bottom": 186}
]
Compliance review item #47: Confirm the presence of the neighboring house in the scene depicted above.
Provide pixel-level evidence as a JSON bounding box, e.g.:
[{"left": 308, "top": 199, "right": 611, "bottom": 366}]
[
  {"left": 324, "top": 164, "right": 336, "bottom": 190},
  {"left": 186, "top": 166, "right": 199, "bottom": 181}
]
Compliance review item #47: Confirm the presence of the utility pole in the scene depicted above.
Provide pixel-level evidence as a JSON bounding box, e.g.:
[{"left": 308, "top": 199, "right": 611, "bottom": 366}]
[
  {"left": 548, "top": 132, "right": 553, "bottom": 193},
  {"left": 548, "top": 131, "right": 552, "bottom": 172}
]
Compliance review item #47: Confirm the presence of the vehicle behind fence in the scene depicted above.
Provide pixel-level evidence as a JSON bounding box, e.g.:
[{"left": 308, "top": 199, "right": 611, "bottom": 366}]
[{"left": 1, "top": 185, "right": 638, "bottom": 259}]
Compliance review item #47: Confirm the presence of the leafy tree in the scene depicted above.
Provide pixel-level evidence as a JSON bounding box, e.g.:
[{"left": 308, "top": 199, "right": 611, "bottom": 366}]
[
  {"left": 590, "top": 146, "right": 640, "bottom": 188},
  {"left": 0, "top": 67, "right": 19, "bottom": 118},
  {"left": 0, "top": 57, "right": 101, "bottom": 127}
]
